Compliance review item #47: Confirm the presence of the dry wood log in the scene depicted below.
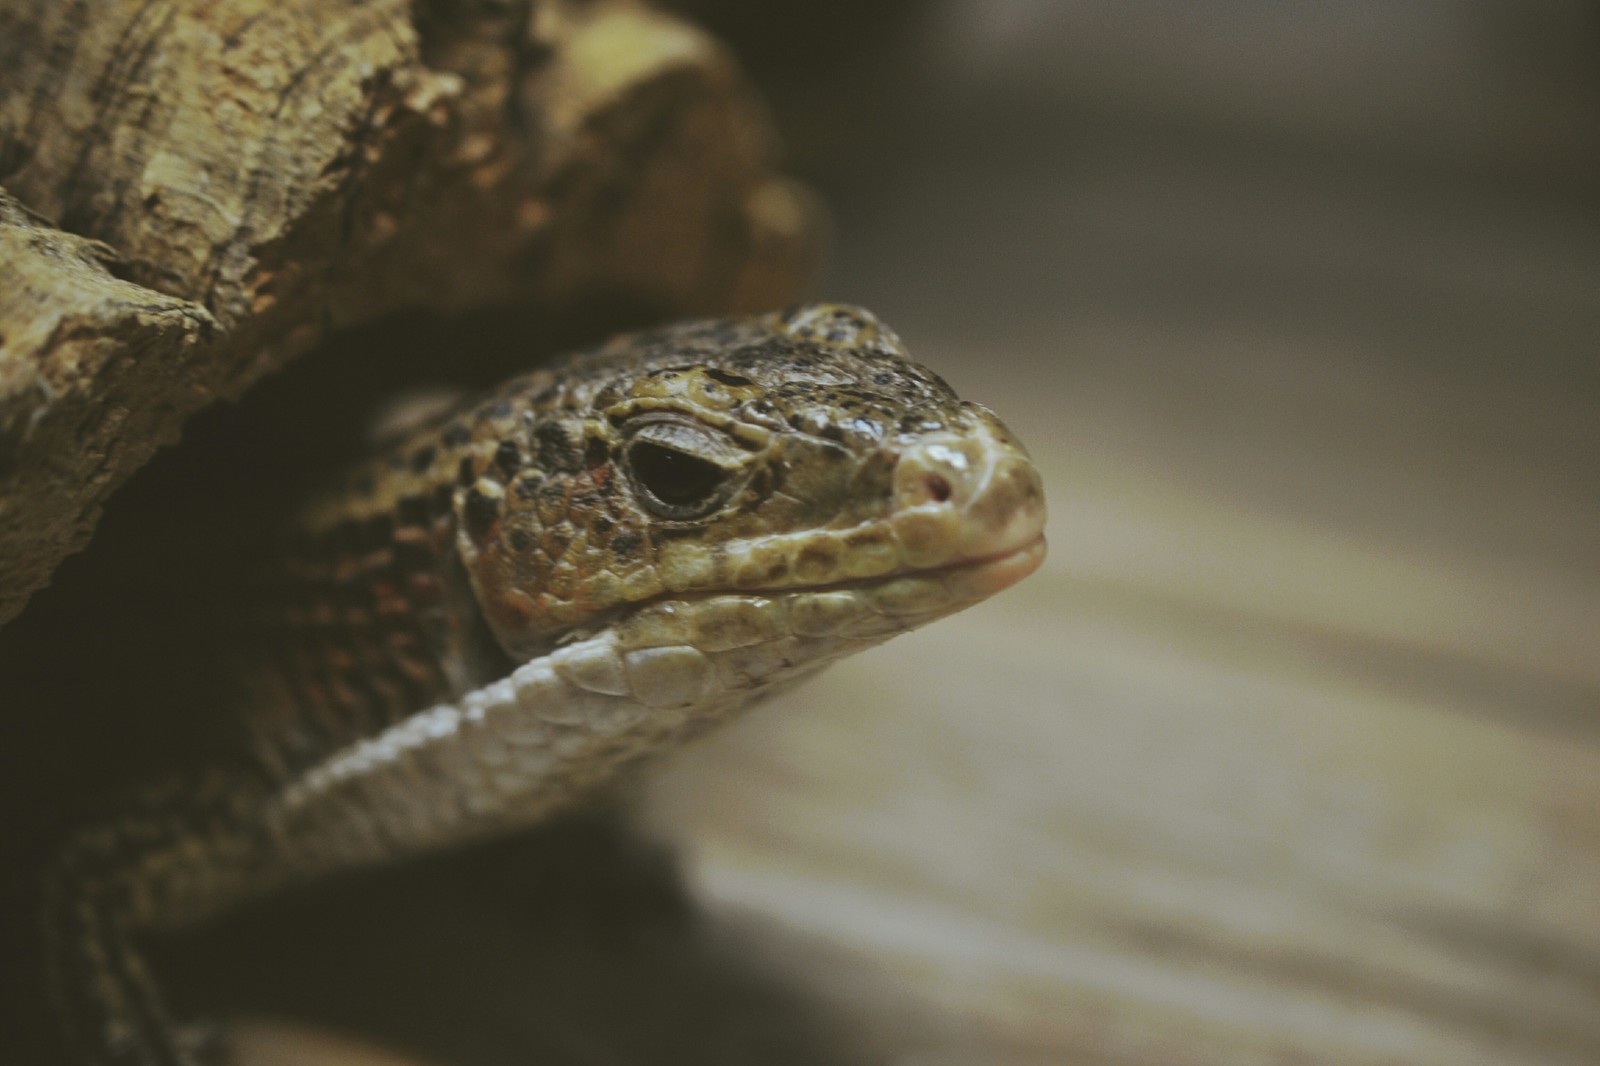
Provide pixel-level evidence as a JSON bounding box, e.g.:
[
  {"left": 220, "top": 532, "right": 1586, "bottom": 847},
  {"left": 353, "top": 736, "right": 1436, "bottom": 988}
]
[{"left": 0, "top": 0, "right": 821, "bottom": 626}]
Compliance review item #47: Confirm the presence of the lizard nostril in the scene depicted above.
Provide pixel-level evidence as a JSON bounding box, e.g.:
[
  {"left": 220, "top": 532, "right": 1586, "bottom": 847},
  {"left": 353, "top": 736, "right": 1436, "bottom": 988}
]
[{"left": 892, "top": 437, "right": 987, "bottom": 518}]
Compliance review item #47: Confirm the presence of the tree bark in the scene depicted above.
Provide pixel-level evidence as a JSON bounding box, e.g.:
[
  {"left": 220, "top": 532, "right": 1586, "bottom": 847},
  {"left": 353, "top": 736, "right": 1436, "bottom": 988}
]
[{"left": 0, "top": 0, "right": 821, "bottom": 625}]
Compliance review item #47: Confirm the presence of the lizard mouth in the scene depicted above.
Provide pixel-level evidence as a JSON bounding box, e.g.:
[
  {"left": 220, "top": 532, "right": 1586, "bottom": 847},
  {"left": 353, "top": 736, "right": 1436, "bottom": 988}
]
[
  {"left": 558, "top": 533, "right": 1048, "bottom": 655},
  {"left": 732, "top": 533, "right": 1048, "bottom": 605},
  {"left": 937, "top": 533, "right": 1048, "bottom": 597},
  {"left": 590, "top": 532, "right": 1048, "bottom": 675}
]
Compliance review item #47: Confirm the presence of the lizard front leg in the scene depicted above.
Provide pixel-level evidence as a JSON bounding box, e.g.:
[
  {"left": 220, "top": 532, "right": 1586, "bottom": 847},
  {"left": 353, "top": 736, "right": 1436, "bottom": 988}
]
[{"left": 43, "top": 774, "right": 271, "bottom": 1066}]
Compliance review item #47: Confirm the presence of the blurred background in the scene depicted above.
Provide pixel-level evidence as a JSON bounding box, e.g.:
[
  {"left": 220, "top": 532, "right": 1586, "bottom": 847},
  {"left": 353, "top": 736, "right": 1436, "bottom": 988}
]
[
  {"left": 7, "top": 2, "right": 1596, "bottom": 1064},
  {"left": 632, "top": 2, "right": 1600, "bottom": 1063}
]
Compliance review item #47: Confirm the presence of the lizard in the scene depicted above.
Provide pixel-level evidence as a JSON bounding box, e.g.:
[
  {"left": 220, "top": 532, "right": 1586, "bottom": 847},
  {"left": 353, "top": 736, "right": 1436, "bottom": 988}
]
[{"left": 36, "top": 304, "right": 1047, "bottom": 1065}]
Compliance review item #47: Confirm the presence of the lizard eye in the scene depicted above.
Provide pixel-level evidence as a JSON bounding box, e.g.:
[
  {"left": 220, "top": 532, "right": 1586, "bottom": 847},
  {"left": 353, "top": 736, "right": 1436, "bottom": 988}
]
[{"left": 624, "top": 419, "right": 740, "bottom": 520}]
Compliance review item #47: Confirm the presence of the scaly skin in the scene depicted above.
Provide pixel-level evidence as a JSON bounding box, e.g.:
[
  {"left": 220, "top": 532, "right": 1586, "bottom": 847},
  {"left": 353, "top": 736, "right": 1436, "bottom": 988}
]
[{"left": 41, "top": 305, "right": 1047, "bottom": 1065}]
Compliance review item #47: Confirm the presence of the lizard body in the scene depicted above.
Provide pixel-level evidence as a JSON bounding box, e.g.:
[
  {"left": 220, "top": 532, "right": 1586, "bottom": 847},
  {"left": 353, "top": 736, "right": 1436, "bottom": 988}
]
[{"left": 40, "top": 305, "right": 1046, "bottom": 1065}]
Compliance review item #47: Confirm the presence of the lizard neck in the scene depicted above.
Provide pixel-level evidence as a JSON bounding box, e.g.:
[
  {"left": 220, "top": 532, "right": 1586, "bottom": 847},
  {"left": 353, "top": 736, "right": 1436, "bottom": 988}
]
[{"left": 235, "top": 376, "right": 570, "bottom": 784}]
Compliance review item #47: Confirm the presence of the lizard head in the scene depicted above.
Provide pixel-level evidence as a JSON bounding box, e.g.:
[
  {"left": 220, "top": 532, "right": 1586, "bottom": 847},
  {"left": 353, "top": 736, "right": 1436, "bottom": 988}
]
[
  {"left": 273, "top": 306, "right": 1046, "bottom": 849},
  {"left": 459, "top": 304, "right": 1046, "bottom": 673}
]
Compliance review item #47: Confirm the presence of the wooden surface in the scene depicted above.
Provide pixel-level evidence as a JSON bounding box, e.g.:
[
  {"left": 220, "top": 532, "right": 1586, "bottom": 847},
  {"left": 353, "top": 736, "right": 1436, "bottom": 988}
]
[
  {"left": 632, "top": 5, "right": 1600, "bottom": 1063},
  {"left": 641, "top": 345, "right": 1600, "bottom": 1063}
]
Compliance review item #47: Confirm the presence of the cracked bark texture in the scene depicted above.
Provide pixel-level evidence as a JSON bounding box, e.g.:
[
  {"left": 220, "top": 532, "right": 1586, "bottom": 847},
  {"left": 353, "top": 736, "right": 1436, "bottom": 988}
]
[{"left": 0, "top": 0, "right": 822, "bottom": 626}]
